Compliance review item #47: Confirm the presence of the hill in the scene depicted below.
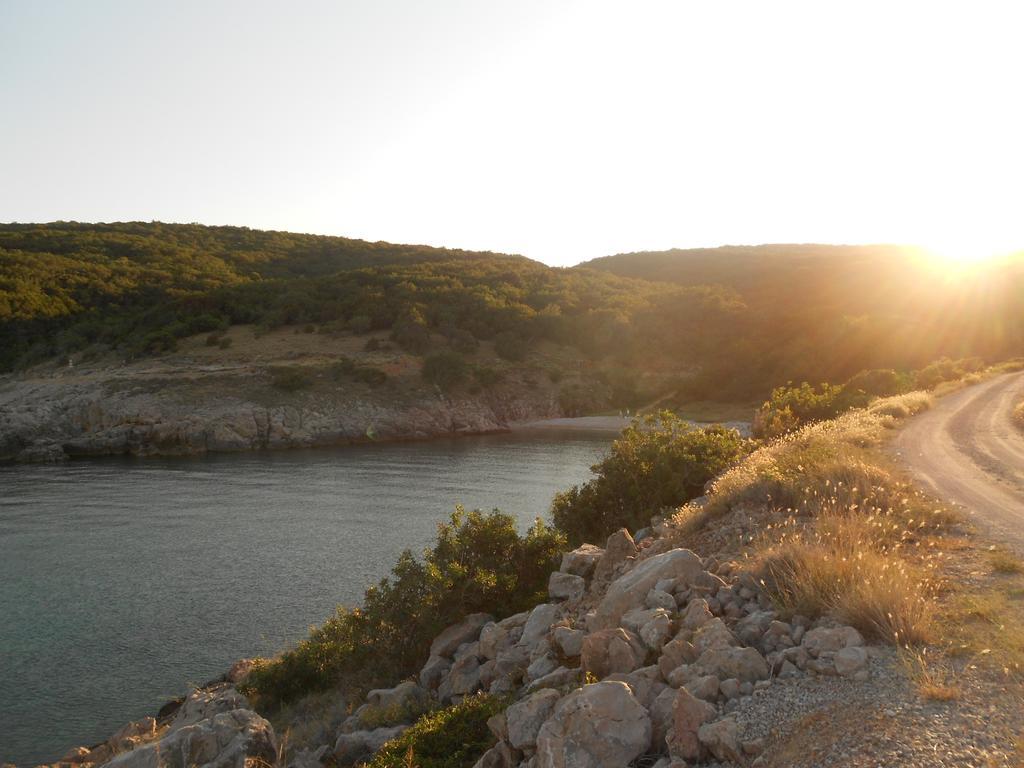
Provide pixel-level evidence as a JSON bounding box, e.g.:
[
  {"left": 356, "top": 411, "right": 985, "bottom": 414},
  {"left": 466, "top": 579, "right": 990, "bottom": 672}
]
[{"left": 581, "top": 244, "right": 1024, "bottom": 397}]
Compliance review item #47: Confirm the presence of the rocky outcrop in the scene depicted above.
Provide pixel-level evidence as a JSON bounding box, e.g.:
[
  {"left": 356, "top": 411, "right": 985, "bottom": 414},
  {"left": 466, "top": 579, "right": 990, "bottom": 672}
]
[{"left": 0, "top": 363, "right": 562, "bottom": 462}]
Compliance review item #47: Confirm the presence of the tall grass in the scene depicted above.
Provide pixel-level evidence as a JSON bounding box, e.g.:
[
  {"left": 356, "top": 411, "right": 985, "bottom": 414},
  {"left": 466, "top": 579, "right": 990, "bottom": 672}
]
[{"left": 667, "top": 392, "right": 951, "bottom": 647}]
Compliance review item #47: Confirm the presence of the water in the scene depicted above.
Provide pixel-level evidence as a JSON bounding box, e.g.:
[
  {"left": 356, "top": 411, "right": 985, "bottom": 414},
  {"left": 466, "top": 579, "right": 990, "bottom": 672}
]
[{"left": 0, "top": 430, "right": 612, "bottom": 765}]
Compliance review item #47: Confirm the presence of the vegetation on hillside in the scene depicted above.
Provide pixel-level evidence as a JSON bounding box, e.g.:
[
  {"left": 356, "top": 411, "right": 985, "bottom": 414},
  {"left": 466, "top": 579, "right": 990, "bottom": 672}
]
[
  {"left": 241, "top": 508, "right": 563, "bottom": 707},
  {"left": 585, "top": 244, "right": 1024, "bottom": 398},
  {"left": 551, "top": 413, "right": 751, "bottom": 546}
]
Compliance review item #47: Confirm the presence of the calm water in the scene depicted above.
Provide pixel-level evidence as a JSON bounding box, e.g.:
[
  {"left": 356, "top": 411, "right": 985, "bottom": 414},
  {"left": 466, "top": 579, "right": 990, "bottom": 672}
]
[{"left": 0, "top": 431, "right": 611, "bottom": 765}]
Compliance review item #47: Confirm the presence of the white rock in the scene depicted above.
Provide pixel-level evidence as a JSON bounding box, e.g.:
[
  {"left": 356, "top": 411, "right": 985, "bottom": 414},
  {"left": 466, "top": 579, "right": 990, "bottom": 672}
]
[
  {"left": 560, "top": 544, "right": 604, "bottom": 578},
  {"left": 430, "top": 613, "right": 494, "bottom": 658},
  {"left": 834, "top": 645, "right": 869, "bottom": 676},
  {"left": 507, "top": 688, "right": 562, "bottom": 750},
  {"left": 591, "top": 549, "right": 703, "bottom": 630},
  {"left": 535, "top": 681, "right": 652, "bottom": 768},
  {"left": 549, "top": 572, "right": 586, "bottom": 603},
  {"left": 519, "top": 604, "right": 561, "bottom": 649},
  {"left": 553, "top": 627, "right": 586, "bottom": 658}
]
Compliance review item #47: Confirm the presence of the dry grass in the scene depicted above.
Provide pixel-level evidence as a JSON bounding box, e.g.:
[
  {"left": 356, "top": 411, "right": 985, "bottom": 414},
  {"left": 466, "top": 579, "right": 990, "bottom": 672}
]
[
  {"left": 943, "top": 586, "right": 1024, "bottom": 682},
  {"left": 990, "top": 547, "right": 1024, "bottom": 575},
  {"left": 1013, "top": 402, "right": 1024, "bottom": 432},
  {"left": 900, "top": 646, "right": 962, "bottom": 701},
  {"left": 665, "top": 392, "right": 956, "bottom": 647}
]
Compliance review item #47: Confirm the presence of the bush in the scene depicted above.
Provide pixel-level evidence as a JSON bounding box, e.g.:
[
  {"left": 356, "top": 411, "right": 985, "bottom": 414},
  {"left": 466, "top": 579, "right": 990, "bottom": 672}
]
[
  {"left": 365, "top": 337, "right": 383, "bottom": 352},
  {"left": 473, "top": 366, "right": 501, "bottom": 388},
  {"left": 493, "top": 331, "right": 528, "bottom": 362},
  {"left": 753, "top": 382, "right": 849, "bottom": 439},
  {"left": 551, "top": 412, "right": 751, "bottom": 545},
  {"left": 270, "top": 366, "right": 314, "bottom": 392},
  {"left": 914, "top": 357, "right": 984, "bottom": 390},
  {"left": 205, "top": 332, "right": 223, "bottom": 346},
  {"left": 449, "top": 329, "right": 479, "bottom": 355},
  {"left": 354, "top": 366, "right": 387, "bottom": 386},
  {"left": 241, "top": 509, "right": 564, "bottom": 707},
  {"left": 218, "top": 336, "right": 233, "bottom": 349},
  {"left": 422, "top": 351, "right": 469, "bottom": 390},
  {"left": 365, "top": 694, "right": 506, "bottom": 768},
  {"left": 843, "top": 368, "right": 905, "bottom": 398},
  {"left": 349, "top": 315, "right": 373, "bottom": 334}
]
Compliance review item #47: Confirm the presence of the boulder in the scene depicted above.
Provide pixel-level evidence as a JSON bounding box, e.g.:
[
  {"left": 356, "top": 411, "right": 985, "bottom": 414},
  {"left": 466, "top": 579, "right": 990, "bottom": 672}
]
[
  {"left": 560, "top": 544, "right": 604, "bottom": 578},
  {"left": 549, "top": 572, "right": 586, "bottom": 603},
  {"left": 526, "top": 666, "right": 582, "bottom": 694},
  {"left": 835, "top": 646, "right": 869, "bottom": 676},
  {"left": 648, "top": 687, "right": 677, "bottom": 754},
  {"left": 801, "top": 626, "right": 864, "bottom": 657},
  {"left": 507, "top": 688, "right": 562, "bottom": 750},
  {"left": 473, "top": 740, "right": 520, "bottom": 768},
  {"left": 698, "top": 718, "right": 743, "bottom": 763},
  {"left": 684, "top": 674, "right": 719, "bottom": 702},
  {"left": 692, "top": 618, "right": 739, "bottom": 655},
  {"left": 657, "top": 636, "right": 698, "bottom": 682},
  {"left": 104, "top": 709, "right": 277, "bottom": 768},
  {"left": 334, "top": 725, "right": 408, "bottom": 765},
  {"left": 535, "top": 681, "right": 652, "bottom": 768},
  {"left": 591, "top": 549, "right": 703, "bottom": 630},
  {"left": 442, "top": 654, "right": 482, "bottom": 700},
  {"left": 430, "top": 613, "right": 494, "bottom": 658},
  {"left": 168, "top": 684, "right": 248, "bottom": 732},
  {"left": 666, "top": 687, "right": 716, "bottom": 760},
  {"left": 680, "top": 598, "right": 714, "bottom": 630},
  {"left": 364, "top": 681, "right": 430, "bottom": 715},
  {"left": 226, "top": 658, "right": 258, "bottom": 684},
  {"left": 591, "top": 529, "right": 638, "bottom": 587},
  {"left": 519, "top": 604, "right": 561, "bottom": 649},
  {"left": 553, "top": 627, "right": 586, "bottom": 658},
  {"left": 646, "top": 589, "right": 677, "bottom": 611},
  {"left": 605, "top": 667, "right": 666, "bottom": 708},
  {"left": 419, "top": 655, "right": 451, "bottom": 690},
  {"left": 581, "top": 628, "right": 646, "bottom": 680},
  {"left": 526, "top": 652, "right": 560, "bottom": 682},
  {"left": 693, "top": 647, "right": 769, "bottom": 683}
]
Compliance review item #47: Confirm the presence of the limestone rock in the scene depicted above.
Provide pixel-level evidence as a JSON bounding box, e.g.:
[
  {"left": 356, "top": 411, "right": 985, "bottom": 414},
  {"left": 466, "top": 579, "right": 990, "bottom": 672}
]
[
  {"left": 835, "top": 645, "right": 869, "bottom": 676},
  {"left": 801, "top": 625, "right": 864, "bottom": 657},
  {"left": 519, "top": 604, "right": 561, "bottom": 649},
  {"left": 430, "top": 613, "right": 494, "bottom": 658},
  {"left": 507, "top": 688, "right": 562, "bottom": 750},
  {"left": 560, "top": 544, "right": 604, "bottom": 578},
  {"left": 104, "top": 709, "right": 277, "bottom": 768},
  {"left": 535, "top": 681, "right": 652, "bottom": 768},
  {"left": 334, "top": 725, "right": 409, "bottom": 765},
  {"left": 680, "top": 598, "right": 714, "bottom": 630},
  {"left": 693, "top": 646, "right": 769, "bottom": 683},
  {"left": 698, "top": 717, "right": 743, "bottom": 763},
  {"left": 549, "top": 572, "right": 586, "bottom": 603},
  {"left": 553, "top": 627, "right": 585, "bottom": 658},
  {"left": 591, "top": 529, "right": 638, "bottom": 588},
  {"left": 667, "top": 687, "right": 716, "bottom": 760},
  {"left": 591, "top": 549, "right": 703, "bottom": 631},
  {"left": 580, "top": 628, "right": 646, "bottom": 680},
  {"left": 692, "top": 618, "right": 739, "bottom": 655}
]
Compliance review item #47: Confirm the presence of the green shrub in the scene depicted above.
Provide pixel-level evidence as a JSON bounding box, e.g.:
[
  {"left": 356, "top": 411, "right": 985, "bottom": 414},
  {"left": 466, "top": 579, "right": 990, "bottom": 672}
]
[
  {"left": 449, "top": 329, "right": 480, "bottom": 355},
  {"left": 364, "top": 694, "right": 506, "bottom": 768},
  {"left": 270, "top": 366, "right": 314, "bottom": 391},
  {"left": 218, "top": 336, "right": 233, "bottom": 349},
  {"left": 349, "top": 315, "right": 373, "bottom": 334},
  {"left": 843, "top": 368, "right": 905, "bottom": 398},
  {"left": 365, "top": 337, "right": 383, "bottom": 352},
  {"left": 493, "top": 331, "right": 528, "bottom": 362},
  {"left": 914, "top": 357, "right": 984, "bottom": 390},
  {"left": 423, "top": 351, "right": 469, "bottom": 390},
  {"left": 473, "top": 366, "right": 501, "bottom": 388},
  {"left": 241, "top": 509, "right": 564, "bottom": 707},
  {"left": 205, "top": 332, "right": 223, "bottom": 346},
  {"left": 551, "top": 412, "right": 751, "bottom": 545}
]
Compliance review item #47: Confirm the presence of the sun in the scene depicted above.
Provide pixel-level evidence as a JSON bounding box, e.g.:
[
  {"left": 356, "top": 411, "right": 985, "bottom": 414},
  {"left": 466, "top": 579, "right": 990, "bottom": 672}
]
[{"left": 920, "top": 237, "right": 1018, "bottom": 273}]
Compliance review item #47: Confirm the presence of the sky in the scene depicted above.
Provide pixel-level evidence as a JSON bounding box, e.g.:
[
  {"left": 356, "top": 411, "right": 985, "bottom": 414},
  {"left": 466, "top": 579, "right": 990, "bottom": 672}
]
[{"left": 1, "top": 0, "right": 1022, "bottom": 266}]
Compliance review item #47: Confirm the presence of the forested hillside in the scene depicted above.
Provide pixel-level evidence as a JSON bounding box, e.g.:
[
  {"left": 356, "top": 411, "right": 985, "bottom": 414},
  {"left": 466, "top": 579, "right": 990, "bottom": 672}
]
[
  {"left": 0, "top": 223, "right": 739, "bottom": 391},
  {"left": 584, "top": 244, "right": 1024, "bottom": 396},
  {"left": 3, "top": 224, "right": 1023, "bottom": 403}
]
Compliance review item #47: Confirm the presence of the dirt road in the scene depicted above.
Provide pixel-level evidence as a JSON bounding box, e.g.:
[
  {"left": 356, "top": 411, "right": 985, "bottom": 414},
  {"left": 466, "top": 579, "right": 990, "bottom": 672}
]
[{"left": 894, "top": 372, "right": 1024, "bottom": 549}]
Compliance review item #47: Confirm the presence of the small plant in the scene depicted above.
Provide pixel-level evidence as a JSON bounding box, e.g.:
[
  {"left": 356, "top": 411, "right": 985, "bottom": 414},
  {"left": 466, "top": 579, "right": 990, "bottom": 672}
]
[
  {"left": 900, "top": 647, "right": 960, "bottom": 701},
  {"left": 363, "top": 694, "right": 507, "bottom": 768},
  {"left": 988, "top": 547, "right": 1024, "bottom": 575},
  {"left": 270, "top": 366, "right": 314, "bottom": 392},
  {"left": 218, "top": 336, "right": 233, "bottom": 349},
  {"left": 422, "top": 351, "right": 469, "bottom": 391}
]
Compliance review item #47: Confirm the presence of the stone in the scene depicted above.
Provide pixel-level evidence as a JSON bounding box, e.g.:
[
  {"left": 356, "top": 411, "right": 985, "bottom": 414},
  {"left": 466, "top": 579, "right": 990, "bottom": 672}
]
[
  {"left": 430, "top": 613, "right": 494, "bottom": 658},
  {"left": 605, "top": 667, "right": 667, "bottom": 708},
  {"left": 648, "top": 687, "right": 677, "bottom": 754},
  {"left": 684, "top": 674, "right": 719, "bottom": 702},
  {"left": 480, "top": 622, "right": 513, "bottom": 660},
  {"left": 694, "top": 646, "right": 769, "bottom": 683},
  {"left": 334, "top": 725, "right": 409, "bottom": 765},
  {"left": 560, "top": 543, "right": 604, "bottom": 578},
  {"left": 591, "top": 548, "right": 703, "bottom": 630},
  {"left": 680, "top": 598, "right": 714, "bottom": 630},
  {"left": 657, "top": 636, "right": 698, "bottom": 682},
  {"left": 834, "top": 646, "right": 869, "bottom": 676},
  {"left": 580, "top": 628, "right": 646, "bottom": 680},
  {"left": 667, "top": 687, "right": 716, "bottom": 760},
  {"left": 473, "top": 740, "right": 520, "bottom": 768},
  {"left": 735, "top": 610, "right": 776, "bottom": 646},
  {"left": 526, "top": 652, "right": 560, "bottom": 682},
  {"left": 526, "top": 666, "right": 582, "bottom": 694},
  {"left": 692, "top": 618, "right": 739, "bottom": 655},
  {"left": 591, "top": 529, "right": 638, "bottom": 587},
  {"left": 445, "top": 654, "right": 482, "bottom": 698},
  {"left": 104, "top": 709, "right": 277, "bottom": 768},
  {"left": 801, "top": 625, "right": 864, "bottom": 657},
  {"left": 507, "top": 688, "right": 562, "bottom": 750},
  {"left": 549, "top": 572, "right": 586, "bottom": 603},
  {"left": 535, "top": 681, "right": 652, "bottom": 768},
  {"left": 646, "top": 588, "right": 677, "bottom": 611},
  {"left": 107, "top": 717, "right": 157, "bottom": 753},
  {"left": 719, "top": 677, "right": 741, "bottom": 699},
  {"left": 519, "top": 603, "right": 561, "bottom": 649},
  {"left": 698, "top": 717, "right": 744, "bottom": 763},
  {"left": 168, "top": 684, "right": 248, "bottom": 732},
  {"left": 420, "top": 655, "right": 451, "bottom": 689},
  {"left": 553, "top": 627, "right": 586, "bottom": 658},
  {"left": 488, "top": 712, "right": 509, "bottom": 741},
  {"left": 226, "top": 658, "right": 258, "bottom": 684},
  {"left": 365, "top": 680, "right": 429, "bottom": 711}
]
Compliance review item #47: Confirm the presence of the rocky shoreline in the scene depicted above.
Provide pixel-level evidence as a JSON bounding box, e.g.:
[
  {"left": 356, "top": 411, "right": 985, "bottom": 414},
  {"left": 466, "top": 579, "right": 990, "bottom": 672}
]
[
  {"left": 33, "top": 514, "right": 883, "bottom": 768},
  {"left": 0, "top": 370, "right": 563, "bottom": 463}
]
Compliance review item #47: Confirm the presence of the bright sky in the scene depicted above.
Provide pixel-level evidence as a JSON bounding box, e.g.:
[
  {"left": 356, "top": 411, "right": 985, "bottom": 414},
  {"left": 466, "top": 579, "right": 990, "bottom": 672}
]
[{"left": 1, "top": 1, "right": 1021, "bottom": 266}]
